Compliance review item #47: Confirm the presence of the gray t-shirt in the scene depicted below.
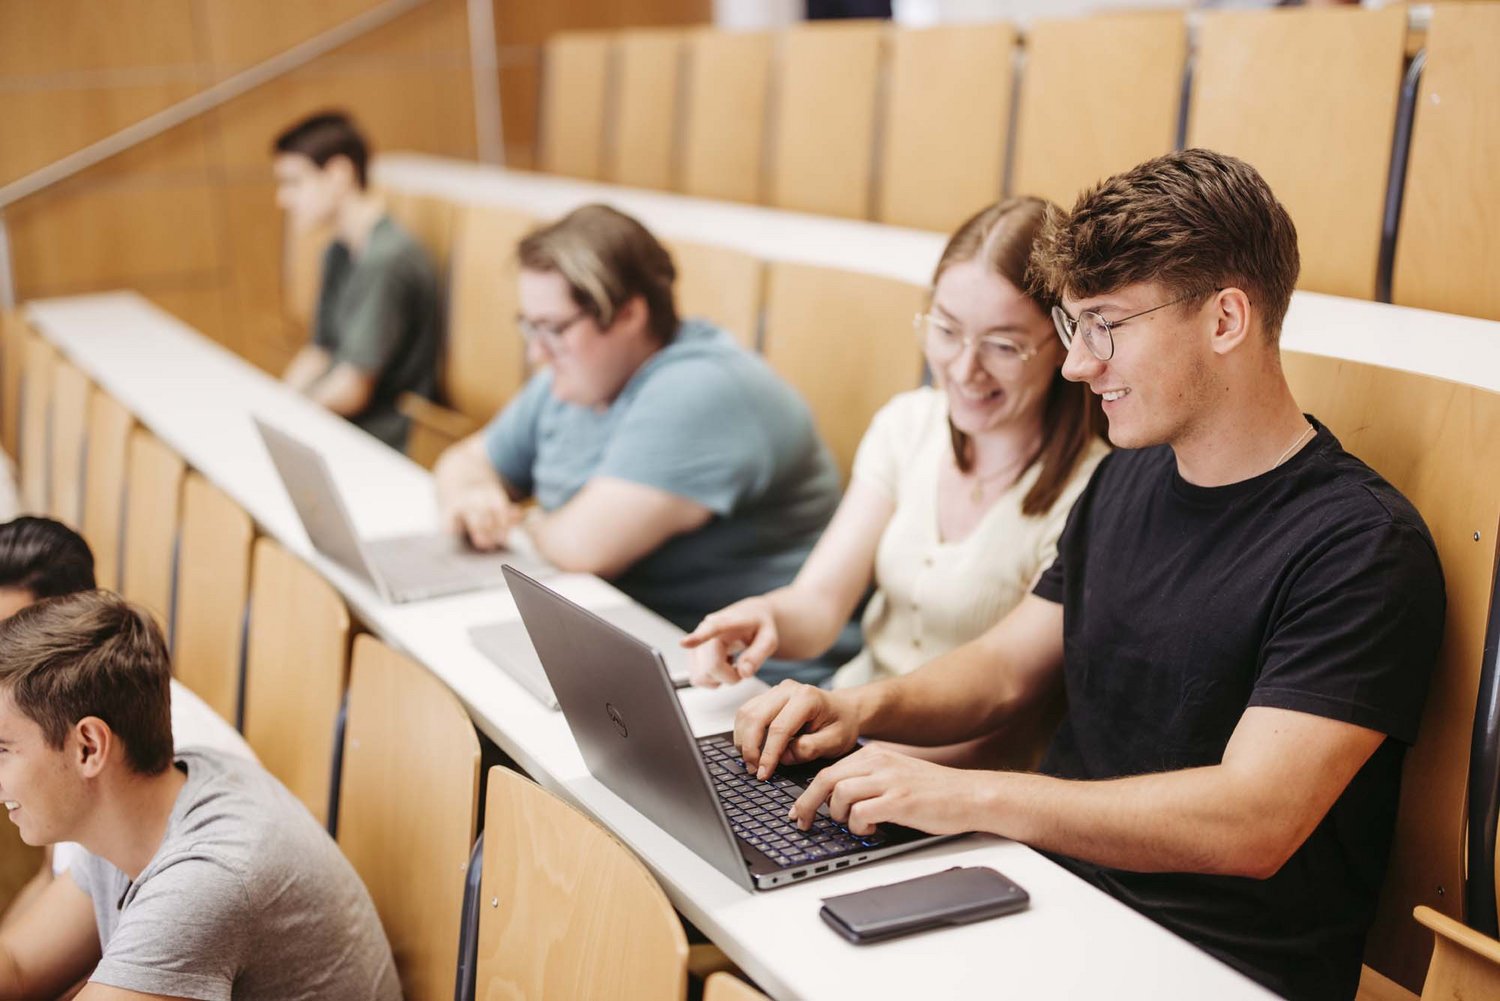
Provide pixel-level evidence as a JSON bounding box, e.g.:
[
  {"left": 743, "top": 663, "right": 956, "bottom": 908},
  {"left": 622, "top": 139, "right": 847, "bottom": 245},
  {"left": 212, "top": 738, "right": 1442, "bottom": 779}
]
[
  {"left": 314, "top": 214, "right": 440, "bottom": 450},
  {"left": 71, "top": 748, "right": 401, "bottom": 1001},
  {"left": 482, "top": 320, "right": 842, "bottom": 656}
]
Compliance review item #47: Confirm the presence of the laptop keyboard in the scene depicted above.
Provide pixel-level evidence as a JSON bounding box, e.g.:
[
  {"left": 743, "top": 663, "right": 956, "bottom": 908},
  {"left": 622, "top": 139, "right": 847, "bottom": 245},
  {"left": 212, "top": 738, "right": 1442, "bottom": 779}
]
[{"left": 698, "top": 735, "right": 886, "bottom": 868}]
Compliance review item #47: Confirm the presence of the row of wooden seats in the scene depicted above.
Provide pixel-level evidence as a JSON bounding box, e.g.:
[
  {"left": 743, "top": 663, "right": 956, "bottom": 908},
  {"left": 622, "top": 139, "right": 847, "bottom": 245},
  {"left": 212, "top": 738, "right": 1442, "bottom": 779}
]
[
  {"left": 0, "top": 308, "right": 775, "bottom": 1001},
  {"left": 532, "top": 4, "right": 1499, "bottom": 320}
]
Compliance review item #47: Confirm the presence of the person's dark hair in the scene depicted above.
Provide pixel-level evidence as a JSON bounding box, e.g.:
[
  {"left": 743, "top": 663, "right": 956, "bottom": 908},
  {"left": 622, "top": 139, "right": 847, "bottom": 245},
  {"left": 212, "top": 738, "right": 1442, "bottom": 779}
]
[
  {"left": 1031, "top": 148, "right": 1301, "bottom": 342},
  {"left": 272, "top": 111, "right": 371, "bottom": 189},
  {"left": 933, "top": 198, "right": 1107, "bottom": 517},
  {"left": 518, "top": 204, "right": 680, "bottom": 344},
  {"left": 0, "top": 590, "right": 173, "bottom": 775},
  {"left": 0, "top": 516, "right": 96, "bottom": 599}
]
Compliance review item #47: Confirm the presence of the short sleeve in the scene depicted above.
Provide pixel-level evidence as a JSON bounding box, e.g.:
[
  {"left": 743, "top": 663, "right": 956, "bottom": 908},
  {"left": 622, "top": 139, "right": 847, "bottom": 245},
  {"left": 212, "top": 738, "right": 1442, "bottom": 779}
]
[
  {"left": 481, "top": 372, "right": 553, "bottom": 497},
  {"left": 1029, "top": 442, "right": 1107, "bottom": 591},
  {"left": 1248, "top": 521, "right": 1444, "bottom": 743},
  {"left": 594, "top": 360, "right": 772, "bottom": 515},
  {"left": 332, "top": 260, "right": 413, "bottom": 376},
  {"left": 850, "top": 391, "right": 925, "bottom": 501},
  {"left": 89, "top": 856, "right": 250, "bottom": 1001}
]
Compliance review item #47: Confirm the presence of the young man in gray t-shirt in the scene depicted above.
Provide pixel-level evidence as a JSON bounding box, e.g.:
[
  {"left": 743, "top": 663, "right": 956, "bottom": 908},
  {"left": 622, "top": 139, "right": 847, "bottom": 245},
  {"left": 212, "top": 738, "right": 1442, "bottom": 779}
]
[{"left": 0, "top": 590, "right": 399, "bottom": 1001}]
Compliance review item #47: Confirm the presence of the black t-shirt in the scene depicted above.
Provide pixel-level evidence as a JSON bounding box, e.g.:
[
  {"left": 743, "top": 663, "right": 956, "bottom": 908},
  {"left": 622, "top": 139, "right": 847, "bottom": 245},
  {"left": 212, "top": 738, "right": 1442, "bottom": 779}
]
[{"left": 1031, "top": 418, "right": 1444, "bottom": 1001}]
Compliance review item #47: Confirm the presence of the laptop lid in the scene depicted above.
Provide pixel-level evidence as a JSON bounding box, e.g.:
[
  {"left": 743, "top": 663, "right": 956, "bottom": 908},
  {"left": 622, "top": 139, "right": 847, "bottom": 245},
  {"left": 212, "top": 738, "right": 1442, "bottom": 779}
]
[
  {"left": 252, "top": 417, "right": 385, "bottom": 593},
  {"left": 503, "top": 564, "right": 755, "bottom": 891}
]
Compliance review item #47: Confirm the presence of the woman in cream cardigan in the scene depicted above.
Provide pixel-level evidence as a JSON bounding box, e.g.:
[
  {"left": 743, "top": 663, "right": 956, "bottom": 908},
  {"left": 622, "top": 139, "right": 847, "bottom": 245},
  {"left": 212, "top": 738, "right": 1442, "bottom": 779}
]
[{"left": 682, "top": 198, "right": 1108, "bottom": 766}]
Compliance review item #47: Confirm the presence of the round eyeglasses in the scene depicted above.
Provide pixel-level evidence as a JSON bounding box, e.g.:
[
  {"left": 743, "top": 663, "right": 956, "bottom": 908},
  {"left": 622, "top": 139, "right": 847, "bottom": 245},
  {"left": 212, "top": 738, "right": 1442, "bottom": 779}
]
[
  {"left": 1051, "top": 289, "right": 1218, "bottom": 361},
  {"left": 914, "top": 313, "right": 1043, "bottom": 372},
  {"left": 515, "top": 310, "right": 589, "bottom": 352}
]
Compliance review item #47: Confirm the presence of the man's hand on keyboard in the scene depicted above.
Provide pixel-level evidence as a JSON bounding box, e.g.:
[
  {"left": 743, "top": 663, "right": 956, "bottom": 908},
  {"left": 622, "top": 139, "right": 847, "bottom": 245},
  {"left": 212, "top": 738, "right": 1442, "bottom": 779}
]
[
  {"left": 789, "top": 744, "right": 985, "bottom": 837},
  {"left": 734, "top": 680, "right": 860, "bottom": 780}
]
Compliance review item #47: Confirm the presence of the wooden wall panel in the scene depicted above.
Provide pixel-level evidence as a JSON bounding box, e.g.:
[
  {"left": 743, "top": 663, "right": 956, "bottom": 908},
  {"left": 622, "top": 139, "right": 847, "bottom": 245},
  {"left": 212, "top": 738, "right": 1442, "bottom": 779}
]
[
  {"left": 197, "top": 0, "right": 395, "bottom": 71},
  {"left": 0, "top": 0, "right": 197, "bottom": 77},
  {"left": 537, "top": 31, "right": 614, "bottom": 180},
  {"left": 1187, "top": 6, "right": 1408, "bottom": 300}
]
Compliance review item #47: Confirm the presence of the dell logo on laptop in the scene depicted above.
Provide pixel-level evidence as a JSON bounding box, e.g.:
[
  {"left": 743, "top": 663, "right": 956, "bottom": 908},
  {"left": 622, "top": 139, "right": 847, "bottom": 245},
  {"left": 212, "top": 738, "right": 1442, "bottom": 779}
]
[{"left": 606, "top": 702, "right": 628, "bottom": 738}]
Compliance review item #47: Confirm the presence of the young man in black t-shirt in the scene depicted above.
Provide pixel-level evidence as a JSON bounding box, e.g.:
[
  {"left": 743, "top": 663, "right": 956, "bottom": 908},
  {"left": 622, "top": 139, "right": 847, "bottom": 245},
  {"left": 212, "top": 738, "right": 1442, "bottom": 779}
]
[{"left": 727, "top": 150, "right": 1444, "bottom": 1001}]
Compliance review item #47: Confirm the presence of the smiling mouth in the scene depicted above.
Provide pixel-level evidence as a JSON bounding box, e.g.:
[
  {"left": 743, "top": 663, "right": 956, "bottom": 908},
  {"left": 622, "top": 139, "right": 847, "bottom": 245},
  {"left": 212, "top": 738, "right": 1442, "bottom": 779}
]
[
  {"left": 1100, "top": 389, "right": 1130, "bottom": 402},
  {"left": 955, "top": 386, "right": 1002, "bottom": 402},
  {"left": 3, "top": 801, "right": 16, "bottom": 811}
]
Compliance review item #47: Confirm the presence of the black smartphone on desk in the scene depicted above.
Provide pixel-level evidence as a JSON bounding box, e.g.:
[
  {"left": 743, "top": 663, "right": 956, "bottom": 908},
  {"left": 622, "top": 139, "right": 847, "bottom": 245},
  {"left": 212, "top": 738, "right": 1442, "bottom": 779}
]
[{"left": 819, "top": 866, "right": 1029, "bottom": 945}]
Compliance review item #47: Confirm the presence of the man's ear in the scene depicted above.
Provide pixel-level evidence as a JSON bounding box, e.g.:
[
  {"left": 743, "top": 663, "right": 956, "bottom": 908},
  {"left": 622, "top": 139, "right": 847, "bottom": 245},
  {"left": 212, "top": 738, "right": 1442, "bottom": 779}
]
[
  {"left": 323, "top": 154, "right": 358, "bottom": 191},
  {"left": 73, "top": 717, "right": 114, "bottom": 779},
  {"left": 1209, "top": 287, "right": 1255, "bottom": 357},
  {"left": 611, "top": 295, "right": 650, "bottom": 337}
]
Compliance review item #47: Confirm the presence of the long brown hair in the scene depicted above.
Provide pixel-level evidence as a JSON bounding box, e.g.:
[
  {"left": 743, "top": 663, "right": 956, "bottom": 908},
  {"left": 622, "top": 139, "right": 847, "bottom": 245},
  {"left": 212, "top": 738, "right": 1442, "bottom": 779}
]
[{"left": 935, "top": 198, "right": 1106, "bottom": 516}]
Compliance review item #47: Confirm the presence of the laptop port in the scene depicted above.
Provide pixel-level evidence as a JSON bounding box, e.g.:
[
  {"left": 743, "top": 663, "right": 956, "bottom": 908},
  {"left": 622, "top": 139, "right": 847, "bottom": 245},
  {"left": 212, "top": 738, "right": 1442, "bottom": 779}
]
[
  {"left": 792, "top": 870, "right": 808, "bottom": 880},
  {"left": 834, "top": 860, "right": 850, "bottom": 869},
  {"left": 814, "top": 865, "right": 828, "bottom": 874}
]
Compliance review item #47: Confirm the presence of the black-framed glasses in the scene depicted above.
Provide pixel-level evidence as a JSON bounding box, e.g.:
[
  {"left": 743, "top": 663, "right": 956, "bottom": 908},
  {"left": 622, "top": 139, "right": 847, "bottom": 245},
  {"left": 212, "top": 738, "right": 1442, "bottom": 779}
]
[
  {"left": 914, "top": 312, "right": 1044, "bottom": 372},
  {"left": 515, "top": 310, "right": 589, "bottom": 351},
  {"left": 1051, "top": 289, "right": 1219, "bottom": 361}
]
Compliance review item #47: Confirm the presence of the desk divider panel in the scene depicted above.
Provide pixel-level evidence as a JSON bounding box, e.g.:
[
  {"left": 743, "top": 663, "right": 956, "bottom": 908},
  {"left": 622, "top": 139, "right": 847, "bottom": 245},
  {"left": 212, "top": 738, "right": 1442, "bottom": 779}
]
[{"left": 1283, "top": 349, "right": 1500, "bottom": 992}]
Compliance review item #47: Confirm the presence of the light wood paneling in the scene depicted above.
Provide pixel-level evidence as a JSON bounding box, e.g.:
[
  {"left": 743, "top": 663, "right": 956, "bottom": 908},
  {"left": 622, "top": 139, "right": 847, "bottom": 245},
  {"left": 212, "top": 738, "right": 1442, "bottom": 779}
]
[
  {"left": 242, "top": 538, "right": 350, "bottom": 824},
  {"left": 213, "top": 66, "right": 478, "bottom": 170},
  {"left": 705, "top": 972, "right": 771, "bottom": 1001},
  {"left": 219, "top": 181, "right": 300, "bottom": 370},
  {"left": 666, "top": 237, "right": 763, "bottom": 349},
  {"left": 198, "top": 0, "right": 467, "bottom": 72},
  {"left": 538, "top": 31, "right": 614, "bottom": 180},
  {"left": 80, "top": 390, "right": 134, "bottom": 591},
  {"left": 762, "top": 262, "right": 926, "bottom": 478},
  {"left": 878, "top": 23, "right": 1016, "bottom": 233},
  {"left": 1012, "top": 11, "right": 1186, "bottom": 211},
  {"left": 338, "top": 636, "right": 480, "bottom": 1001},
  {"left": 120, "top": 429, "right": 186, "bottom": 634},
  {"left": 677, "top": 28, "right": 775, "bottom": 204},
  {"left": 445, "top": 203, "right": 533, "bottom": 422},
  {"left": 606, "top": 28, "right": 686, "bottom": 190},
  {"left": 1, "top": 311, "right": 29, "bottom": 461},
  {"left": 173, "top": 474, "right": 254, "bottom": 725},
  {"left": 768, "top": 20, "right": 886, "bottom": 220},
  {"left": 18, "top": 333, "right": 57, "bottom": 515},
  {"left": 382, "top": 189, "right": 456, "bottom": 279},
  {"left": 475, "top": 766, "right": 688, "bottom": 1000},
  {"left": 1413, "top": 905, "right": 1500, "bottom": 1000},
  {"left": 0, "top": 84, "right": 209, "bottom": 186},
  {"left": 6, "top": 182, "right": 222, "bottom": 293},
  {"left": 1392, "top": 4, "right": 1500, "bottom": 321},
  {"left": 1188, "top": 6, "right": 1408, "bottom": 299},
  {"left": 1283, "top": 351, "right": 1500, "bottom": 992},
  {"left": 48, "top": 360, "right": 92, "bottom": 529},
  {"left": 0, "top": 0, "right": 197, "bottom": 78}
]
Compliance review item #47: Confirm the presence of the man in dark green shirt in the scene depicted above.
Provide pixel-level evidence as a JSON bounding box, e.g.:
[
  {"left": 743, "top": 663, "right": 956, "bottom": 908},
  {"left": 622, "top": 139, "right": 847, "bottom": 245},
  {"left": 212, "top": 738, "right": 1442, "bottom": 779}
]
[{"left": 272, "top": 112, "right": 440, "bottom": 450}]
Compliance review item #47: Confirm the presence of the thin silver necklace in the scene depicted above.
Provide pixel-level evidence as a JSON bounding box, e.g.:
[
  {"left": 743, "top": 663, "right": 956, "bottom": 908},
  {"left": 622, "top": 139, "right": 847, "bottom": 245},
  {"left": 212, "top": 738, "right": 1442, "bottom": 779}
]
[{"left": 1274, "top": 423, "right": 1315, "bottom": 469}]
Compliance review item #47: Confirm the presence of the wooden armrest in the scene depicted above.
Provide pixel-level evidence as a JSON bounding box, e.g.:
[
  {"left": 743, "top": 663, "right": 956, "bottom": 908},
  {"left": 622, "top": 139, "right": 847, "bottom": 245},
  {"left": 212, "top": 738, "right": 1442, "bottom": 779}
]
[
  {"left": 1414, "top": 905, "right": 1500, "bottom": 967},
  {"left": 396, "top": 392, "right": 479, "bottom": 439}
]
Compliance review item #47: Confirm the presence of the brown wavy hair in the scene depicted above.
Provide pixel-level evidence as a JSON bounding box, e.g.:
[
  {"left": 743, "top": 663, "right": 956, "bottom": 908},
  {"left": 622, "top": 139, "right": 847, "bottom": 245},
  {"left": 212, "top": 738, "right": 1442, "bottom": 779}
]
[{"left": 935, "top": 198, "right": 1106, "bottom": 516}]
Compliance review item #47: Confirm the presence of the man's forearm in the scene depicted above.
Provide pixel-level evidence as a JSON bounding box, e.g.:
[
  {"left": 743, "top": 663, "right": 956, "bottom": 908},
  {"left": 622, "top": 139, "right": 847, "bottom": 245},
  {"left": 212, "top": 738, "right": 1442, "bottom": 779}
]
[
  {"left": 853, "top": 638, "right": 1041, "bottom": 747},
  {"left": 970, "top": 766, "right": 1291, "bottom": 878}
]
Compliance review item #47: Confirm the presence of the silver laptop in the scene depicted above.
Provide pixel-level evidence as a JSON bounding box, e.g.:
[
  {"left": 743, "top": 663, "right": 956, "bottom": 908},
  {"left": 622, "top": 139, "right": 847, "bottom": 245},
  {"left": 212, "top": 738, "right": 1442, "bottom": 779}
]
[
  {"left": 504, "top": 565, "right": 950, "bottom": 891},
  {"left": 470, "top": 601, "right": 694, "bottom": 709},
  {"left": 254, "top": 417, "right": 553, "bottom": 603}
]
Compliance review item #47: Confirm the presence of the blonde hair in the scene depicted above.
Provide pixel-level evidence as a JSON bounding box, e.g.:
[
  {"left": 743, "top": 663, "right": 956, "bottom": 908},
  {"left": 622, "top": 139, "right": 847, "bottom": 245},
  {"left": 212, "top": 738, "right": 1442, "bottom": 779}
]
[{"left": 518, "top": 204, "right": 679, "bottom": 342}]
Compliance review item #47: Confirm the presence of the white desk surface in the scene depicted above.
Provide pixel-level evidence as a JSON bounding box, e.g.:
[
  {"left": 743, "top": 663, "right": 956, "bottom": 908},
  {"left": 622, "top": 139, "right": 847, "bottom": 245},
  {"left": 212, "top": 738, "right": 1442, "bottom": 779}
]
[
  {"left": 25, "top": 290, "right": 1277, "bottom": 1000},
  {"left": 375, "top": 152, "right": 1500, "bottom": 396}
]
